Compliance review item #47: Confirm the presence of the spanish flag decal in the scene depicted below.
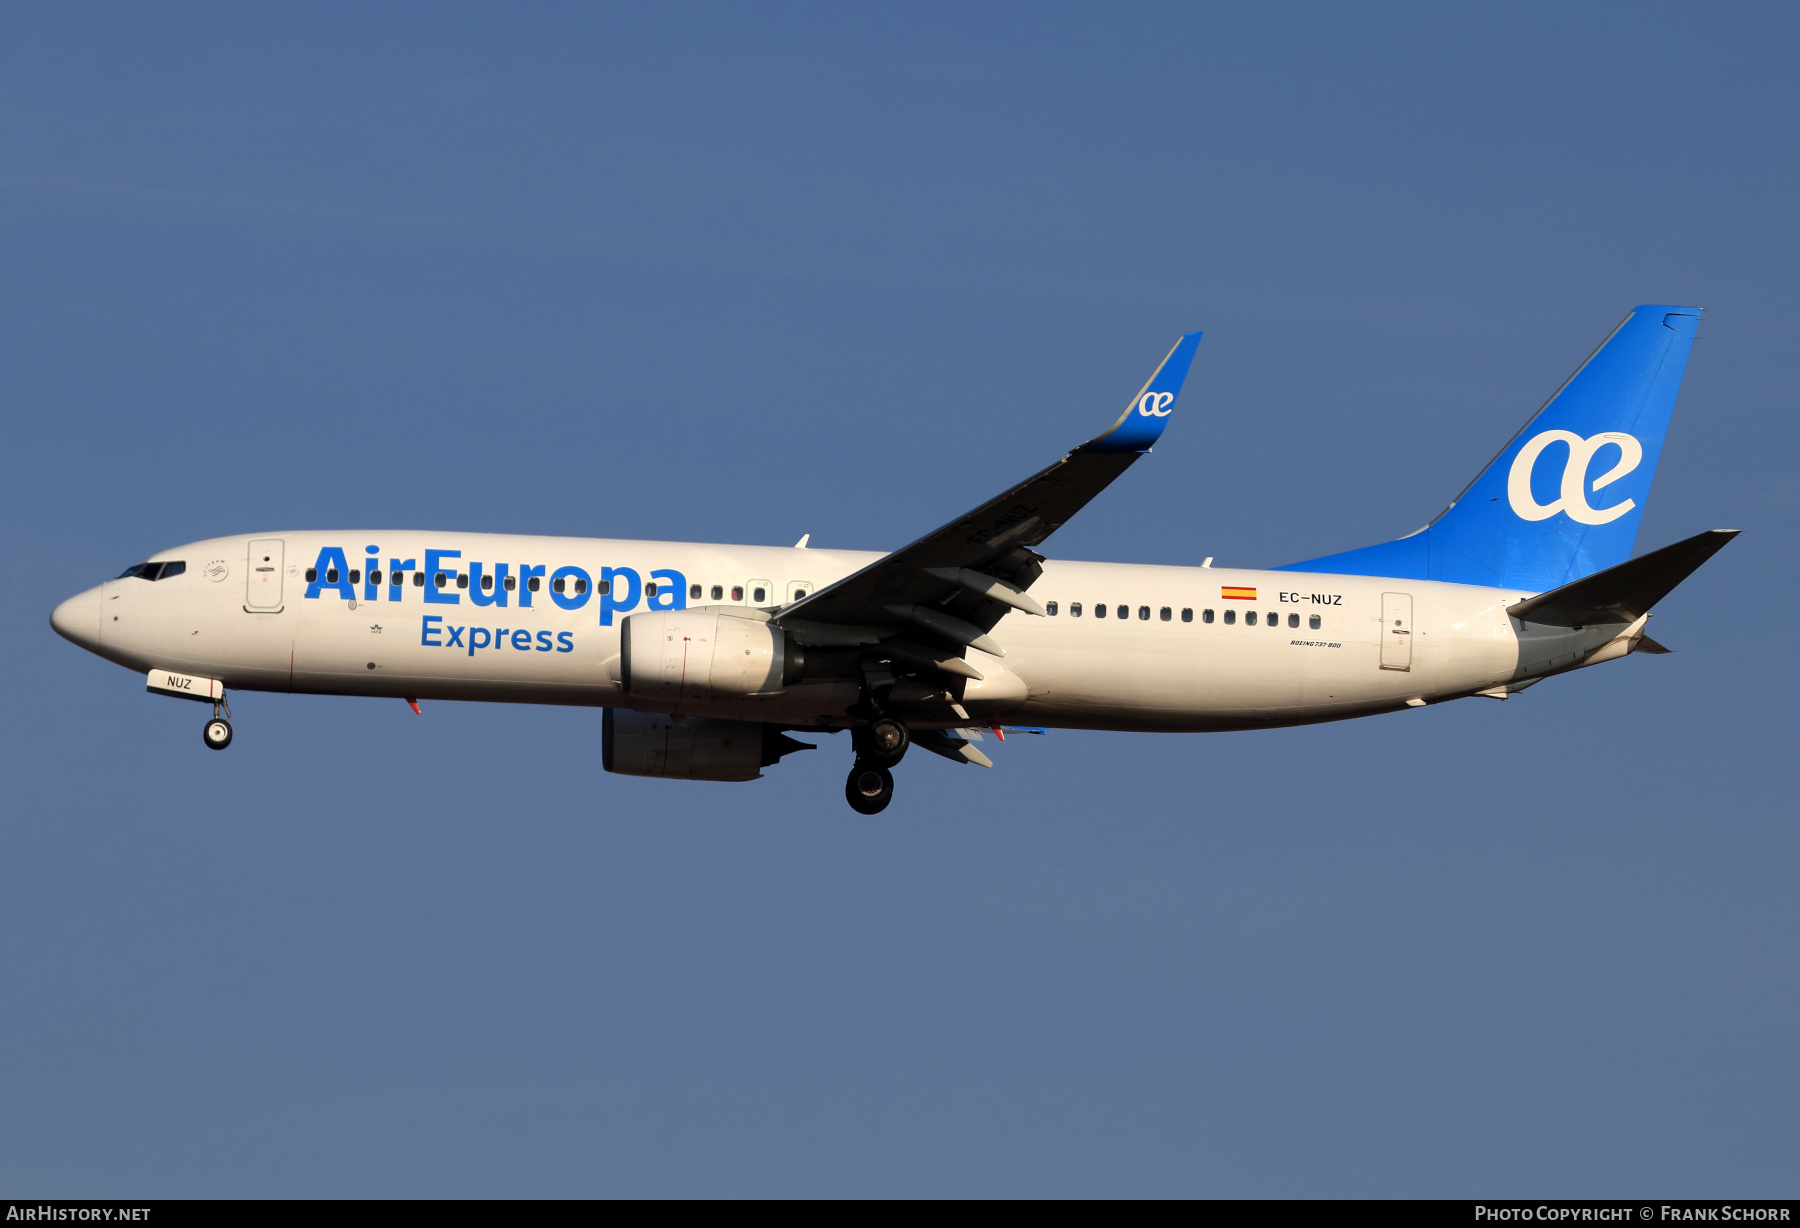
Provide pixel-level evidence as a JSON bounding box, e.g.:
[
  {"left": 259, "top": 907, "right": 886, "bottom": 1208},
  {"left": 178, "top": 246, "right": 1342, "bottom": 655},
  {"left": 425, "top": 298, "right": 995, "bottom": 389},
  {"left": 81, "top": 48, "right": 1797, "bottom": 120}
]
[{"left": 1221, "top": 586, "right": 1257, "bottom": 601}]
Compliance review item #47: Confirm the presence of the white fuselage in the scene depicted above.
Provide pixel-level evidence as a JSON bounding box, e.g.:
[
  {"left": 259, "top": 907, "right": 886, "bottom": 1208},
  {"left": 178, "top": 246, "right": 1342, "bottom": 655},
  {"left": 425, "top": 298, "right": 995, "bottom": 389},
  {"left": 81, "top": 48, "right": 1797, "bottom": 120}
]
[{"left": 55, "top": 531, "right": 1634, "bottom": 732}]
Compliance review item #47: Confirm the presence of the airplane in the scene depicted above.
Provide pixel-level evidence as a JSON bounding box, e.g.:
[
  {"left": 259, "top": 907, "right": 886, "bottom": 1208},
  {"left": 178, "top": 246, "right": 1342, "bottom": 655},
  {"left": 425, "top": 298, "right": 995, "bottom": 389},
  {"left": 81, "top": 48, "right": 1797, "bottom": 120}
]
[{"left": 50, "top": 306, "right": 1734, "bottom": 814}]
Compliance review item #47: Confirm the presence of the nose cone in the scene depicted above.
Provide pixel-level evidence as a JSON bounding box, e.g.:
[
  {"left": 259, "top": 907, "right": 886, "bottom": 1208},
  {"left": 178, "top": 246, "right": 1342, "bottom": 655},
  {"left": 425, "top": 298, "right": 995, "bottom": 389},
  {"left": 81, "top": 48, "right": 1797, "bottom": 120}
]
[{"left": 51, "top": 586, "right": 102, "bottom": 651}]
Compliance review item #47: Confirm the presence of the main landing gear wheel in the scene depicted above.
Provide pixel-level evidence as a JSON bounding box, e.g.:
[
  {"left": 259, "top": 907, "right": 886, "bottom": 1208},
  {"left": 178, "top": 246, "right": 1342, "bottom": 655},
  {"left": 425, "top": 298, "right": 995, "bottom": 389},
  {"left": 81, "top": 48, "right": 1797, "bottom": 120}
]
[
  {"left": 203, "top": 718, "right": 233, "bottom": 751},
  {"left": 856, "top": 718, "right": 909, "bottom": 767},
  {"left": 845, "top": 760, "right": 894, "bottom": 815}
]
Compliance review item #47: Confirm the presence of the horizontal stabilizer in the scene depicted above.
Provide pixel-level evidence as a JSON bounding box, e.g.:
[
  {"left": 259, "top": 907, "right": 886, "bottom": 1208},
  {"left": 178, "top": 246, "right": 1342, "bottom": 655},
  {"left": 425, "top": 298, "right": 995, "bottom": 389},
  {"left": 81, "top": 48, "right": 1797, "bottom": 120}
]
[{"left": 1507, "top": 529, "right": 1737, "bottom": 627}]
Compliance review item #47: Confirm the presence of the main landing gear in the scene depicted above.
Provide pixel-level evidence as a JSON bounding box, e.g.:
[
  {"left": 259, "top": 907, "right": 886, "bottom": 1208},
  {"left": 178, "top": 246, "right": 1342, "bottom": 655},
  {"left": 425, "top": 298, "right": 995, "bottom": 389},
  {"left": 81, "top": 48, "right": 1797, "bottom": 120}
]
[
  {"left": 202, "top": 695, "right": 233, "bottom": 751},
  {"left": 856, "top": 717, "right": 909, "bottom": 767},
  {"left": 844, "top": 717, "right": 908, "bottom": 814},
  {"left": 845, "top": 761, "right": 895, "bottom": 814}
]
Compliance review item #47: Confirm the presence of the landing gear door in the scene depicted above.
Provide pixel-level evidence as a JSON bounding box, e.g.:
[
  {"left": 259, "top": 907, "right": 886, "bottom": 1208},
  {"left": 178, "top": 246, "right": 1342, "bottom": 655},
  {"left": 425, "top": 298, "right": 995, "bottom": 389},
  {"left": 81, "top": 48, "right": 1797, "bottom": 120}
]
[
  {"left": 1380, "top": 592, "right": 1412, "bottom": 671},
  {"left": 246, "top": 539, "right": 285, "bottom": 611}
]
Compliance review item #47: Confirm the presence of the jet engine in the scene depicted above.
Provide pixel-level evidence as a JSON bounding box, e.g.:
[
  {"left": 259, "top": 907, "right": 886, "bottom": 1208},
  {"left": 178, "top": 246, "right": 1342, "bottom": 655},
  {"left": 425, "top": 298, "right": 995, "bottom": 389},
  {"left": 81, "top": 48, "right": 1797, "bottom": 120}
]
[
  {"left": 601, "top": 709, "right": 813, "bottom": 782},
  {"left": 621, "top": 610, "right": 805, "bottom": 707}
]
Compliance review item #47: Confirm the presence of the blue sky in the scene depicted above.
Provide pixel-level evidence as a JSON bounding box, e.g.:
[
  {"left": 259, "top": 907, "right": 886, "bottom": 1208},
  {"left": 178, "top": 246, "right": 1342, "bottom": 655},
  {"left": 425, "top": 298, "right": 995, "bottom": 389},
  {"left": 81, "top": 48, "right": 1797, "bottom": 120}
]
[{"left": 3, "top": 2, "right": 1796, "bottom": 1196}]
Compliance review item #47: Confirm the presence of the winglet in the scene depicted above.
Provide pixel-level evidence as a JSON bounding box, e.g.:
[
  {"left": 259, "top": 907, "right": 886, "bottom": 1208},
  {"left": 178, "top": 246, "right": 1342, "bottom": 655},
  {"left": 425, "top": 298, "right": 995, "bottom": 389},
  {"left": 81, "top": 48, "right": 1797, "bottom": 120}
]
[{"left": 1080, "top": 331, "right": 1203, "bottom": 454}]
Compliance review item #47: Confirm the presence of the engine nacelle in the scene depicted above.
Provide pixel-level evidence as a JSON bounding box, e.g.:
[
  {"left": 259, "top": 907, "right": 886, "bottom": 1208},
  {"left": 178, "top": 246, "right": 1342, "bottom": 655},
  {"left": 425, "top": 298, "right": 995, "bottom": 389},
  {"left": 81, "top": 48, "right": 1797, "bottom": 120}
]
[
  {"left": 621, "top": 610, "right": 804, "bottom": 707},
  {"left": 602, "top": 709, "right": 812, "bottom": 782}
]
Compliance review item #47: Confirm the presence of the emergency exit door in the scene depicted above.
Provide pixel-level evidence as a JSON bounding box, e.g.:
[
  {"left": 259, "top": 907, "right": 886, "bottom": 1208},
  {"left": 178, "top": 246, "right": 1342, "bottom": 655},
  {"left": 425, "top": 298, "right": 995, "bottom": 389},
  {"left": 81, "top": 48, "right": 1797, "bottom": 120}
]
[
  {"left": 1380, "top": 592, "right": 1412, "bottom": 670},
  {"left": 245, "top": 539, "right": 285, "bottom": 610}
]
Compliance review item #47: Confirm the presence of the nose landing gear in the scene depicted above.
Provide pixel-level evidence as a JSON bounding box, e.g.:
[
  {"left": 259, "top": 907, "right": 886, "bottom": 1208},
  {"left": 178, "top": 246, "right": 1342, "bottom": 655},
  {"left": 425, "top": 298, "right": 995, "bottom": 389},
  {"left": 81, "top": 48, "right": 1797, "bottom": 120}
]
[{"left": 202, "top": 695, "right": 233, "bottom": 751}]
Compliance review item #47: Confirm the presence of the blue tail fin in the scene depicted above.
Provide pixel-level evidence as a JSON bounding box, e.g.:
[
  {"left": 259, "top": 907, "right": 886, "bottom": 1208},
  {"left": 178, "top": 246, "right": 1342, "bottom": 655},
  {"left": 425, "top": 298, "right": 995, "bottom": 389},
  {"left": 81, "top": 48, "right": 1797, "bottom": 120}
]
[{"left": 1279, "top": 305, "right": 1702, "bottom": 591}]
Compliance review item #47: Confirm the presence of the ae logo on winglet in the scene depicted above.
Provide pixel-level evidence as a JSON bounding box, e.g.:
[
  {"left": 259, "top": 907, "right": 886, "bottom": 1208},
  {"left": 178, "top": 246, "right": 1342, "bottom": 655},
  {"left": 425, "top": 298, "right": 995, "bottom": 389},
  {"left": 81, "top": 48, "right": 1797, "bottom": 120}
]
[{"left": 1507, "top": 430, "right": 1643, "bottom": 525}]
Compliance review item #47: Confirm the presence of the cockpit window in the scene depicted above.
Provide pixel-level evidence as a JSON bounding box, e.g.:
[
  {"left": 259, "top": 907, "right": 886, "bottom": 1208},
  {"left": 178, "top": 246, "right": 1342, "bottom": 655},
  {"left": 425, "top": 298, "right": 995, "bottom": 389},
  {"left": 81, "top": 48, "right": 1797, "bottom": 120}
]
[{"left": 116, "top": 561, "right": 185, "bottom": 581}]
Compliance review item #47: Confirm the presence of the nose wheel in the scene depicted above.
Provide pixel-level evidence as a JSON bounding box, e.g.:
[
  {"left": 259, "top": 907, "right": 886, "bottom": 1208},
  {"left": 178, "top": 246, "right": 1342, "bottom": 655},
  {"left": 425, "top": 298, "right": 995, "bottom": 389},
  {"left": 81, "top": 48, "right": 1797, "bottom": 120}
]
[
  {"left": 203, "top": 717, "right": 233, "bottom": 750},
  {"left": 202, "top": 694, "right": 233, "bottom": 751},
  {"left": 845, "top": 760, "right": 894, "bottom": 814}
]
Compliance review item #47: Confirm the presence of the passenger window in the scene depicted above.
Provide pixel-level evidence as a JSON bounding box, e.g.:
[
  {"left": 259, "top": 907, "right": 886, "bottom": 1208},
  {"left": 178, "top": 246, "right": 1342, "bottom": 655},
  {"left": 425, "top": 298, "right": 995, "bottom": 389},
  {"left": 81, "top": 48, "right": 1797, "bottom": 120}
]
[
  {"left": 731, "top": 586, "right": 744, "bottom": 601},
  {"left": 369, "top": 570, "right": 382, "bottom": 586},
  {"left": 1159, "top": 607, "right": 1171, "bottom": 621},
  {"left": 753, "top": 586, "right": 767, "bottom": 603},
  {"left": 1266, "top": 611, "right": 1276, "bottom": 626},
  {"left": 414, "top": 572, "right": 425, "bottom": 587},
  {"left": 1309, "top": 614, "right": 1321, "bottom": 630},
  {"left": 794, "top": 588, "right": 807, "bottom": 600},
  {"left": 1181, "top": 608, "right": 1193, "bottom": 622},
  {"left": 1288, "top": 613, "right": 1299, "bottom": 628},
  {"left": 1117, "top": 605, "right": 1128, "bottom": 620},
  {"left": 1223, "top": 609, "right": 1236, "bottom": 625},
  {"left": 504, "top": 576, "right": 515, "bottom": 591},
  {"left": 1071, "top": 602, "right": 1082, "bottom": 617},
  {"left": 1095, "top": 603, "right": 1106, "bottom": 618},
  {"left": 527, "top": 576, "right": 539, "bottom": 592},
  {"left": 1202, "top": 609, "right": 1213, "bottom": 623},
  {"left": 305, "top": 568, "right": 318, "bottom": 582},
  {"left": 1138, "top": 606, "right": 1150, "bottom": 620},
  {"left": 552, "top": 577, "right": 565, "bottom": 594},
  {"left": 1046, "top": 601, "right": 1058, "bottom": 616},
  {"left": 575, "top": 578, "right": 588, "bottom": 595},
  {"left": 646, "top": 583, "right": 658, "bottom": 598},
  {"left": 711, "top": 585, "right": 723, "bottom": 600},
  {"left": 326, "top": 568, "right": 339, "bottom": 583},
  {"left": 598, "top": 580, "right": 610, "bottom": 595},
  {"left": 159, "top": 561, "right": 185, "bottom": 579},
  {"left": 1246, "top": 610, "right": 1257, "bottom": 626},
  {"left": 480, "top": 574, "right": 492, "bottom": 591},
  {"left": 690, "top": 584, "right": 702, "bottom": 599},
  {"left": 456, "top": 574, "right": 468, "bottom": 589}
]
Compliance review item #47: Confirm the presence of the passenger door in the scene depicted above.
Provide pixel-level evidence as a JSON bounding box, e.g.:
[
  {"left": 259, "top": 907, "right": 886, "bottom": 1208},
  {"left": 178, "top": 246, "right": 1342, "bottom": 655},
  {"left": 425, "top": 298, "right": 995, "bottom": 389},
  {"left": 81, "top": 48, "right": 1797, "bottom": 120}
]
[
  {"left": 1380, "top": 592, "right": 1412, "bottom": 670},
  {"left": 245, "top": 539, "right": 285, "bottom": 611}
]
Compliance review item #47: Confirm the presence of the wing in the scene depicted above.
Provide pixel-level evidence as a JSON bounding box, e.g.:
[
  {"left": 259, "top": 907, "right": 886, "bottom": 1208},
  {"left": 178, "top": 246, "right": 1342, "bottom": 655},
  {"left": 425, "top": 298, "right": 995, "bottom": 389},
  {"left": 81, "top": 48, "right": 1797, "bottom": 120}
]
[{"left": 776, "top": 331, "right": 1202, "bottom": 658}]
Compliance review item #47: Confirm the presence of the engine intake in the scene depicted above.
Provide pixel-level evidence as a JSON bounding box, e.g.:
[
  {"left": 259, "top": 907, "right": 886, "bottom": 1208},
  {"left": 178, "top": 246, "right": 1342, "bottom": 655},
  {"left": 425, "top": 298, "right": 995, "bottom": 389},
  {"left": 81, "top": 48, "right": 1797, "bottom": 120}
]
[
  {"left": 602, "top": 709, "right": 813, "bottom": 781},
  {"left": 621, "top": 610, "right": 804, "bottom": 707}
]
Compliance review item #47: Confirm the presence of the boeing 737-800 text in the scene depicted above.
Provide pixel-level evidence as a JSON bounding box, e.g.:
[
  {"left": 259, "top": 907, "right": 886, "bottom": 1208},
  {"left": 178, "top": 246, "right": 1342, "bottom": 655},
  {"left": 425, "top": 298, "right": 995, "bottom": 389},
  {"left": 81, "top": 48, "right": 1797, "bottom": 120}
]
[{"left": 50, "top": 308, "right": 1733, "bottom": 812}]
